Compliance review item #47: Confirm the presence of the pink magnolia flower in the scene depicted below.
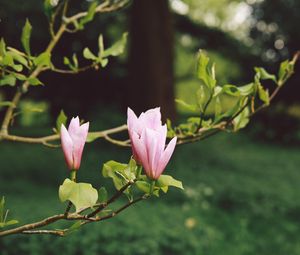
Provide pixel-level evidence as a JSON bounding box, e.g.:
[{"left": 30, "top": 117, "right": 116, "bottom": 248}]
[
  {"left": 127, "top": 108, "right": 177, "bottom": 180},
  {"left": 127, "top": 107, "right": 162, "bottom": 162},
  {"left": 61, "top": 117, "right": 89, "bottom": 170}
]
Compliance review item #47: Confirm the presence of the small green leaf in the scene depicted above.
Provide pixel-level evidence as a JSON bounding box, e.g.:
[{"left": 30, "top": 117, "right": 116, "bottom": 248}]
[
  {"left": 214, "top": 96, "right": 222, "bottom": 116},
  {"left": 65, "top": 220, "right": 82, "bottom": 235},
  {"left": 98, "top": 34, "right": 104, "bottom": 56},
  {"left": 258, "top": 85, "right": 270, "bottom": 105},
  {"left": 237, "top": 83, "right": 255, "bottom": 96},
  {"left": 255, "top": 67, "right": 277, "bottom": 83},
  {"left": 2, "top": 53, "right": 14, "bottom": 66},
  {"left": 28, "top": 77, "right": 43, "bottom": 86},
  {"left": 100, "top": 58, "right": 108, "bottom": 67},
  {"left": 78, "top": 1, "right": 98, "bottom": 29},
  {"left": 21, "top": 19, "right": 32, "bottom": 56},
  {"left": 233, "top": 107, "right": 250, "bottom": 131},
  {"left": 278, "top": 60, "right": 289, "bottom": 83},
  {"left": 98, "top": 187, "right": 108, "bottom": 203},
  {"left": 222, "top": 84, "right": 240, "bottom": 97},
  {"left": 86, "top": 133, "right": 102, "bottom": 143},
  {"left": 102, "top": 32, "right": 128, "bottom": 58},
  {"left": 83, "top": 48, "right": 97, "bottom": 60},
  {"left": 8, "top": 47, "right": 28, "bottom": 67},
  {"left": 175, "top": 99, "right": 198, "bottom": 113},
  {"left": 33, "top": 52, "right": 51, "bottom": 68},
  {"left": 197, "top": 50, "right": 216, "bottom": 89},
  {"left": 72, "top": 54, "right": 78, "bottom": 69},
  {"left": 156, "top": 175, "right": 184, "bottom": 190},
  {"left": 0, "top": 101, "right": 15, "bottom": 107},
  {"left": 0, "top": 75, "right": 16, "bottom": 86},
  {"left": 196, "top": 85, "right": 210, "bottom": 111},
  {"left": 0, "top": 38, "right": 6, "bottom": 57},
  {"left": 56, "top": 110, "right": 67, "bottom": 133},
  {"left": 3, "top": 220, "right": 19, "bottom": 227},
  {"left": 59, "top": 179, "right": 98, "bottom": 212},
  {"left": 102, "top": 160, "right": 135, "bottom": 200},
  {"left": 64, "top": 56, "right": 70, "bottom": 65},
  {"left": 136, "top": 181, "right": 151, "bottom": 193}
]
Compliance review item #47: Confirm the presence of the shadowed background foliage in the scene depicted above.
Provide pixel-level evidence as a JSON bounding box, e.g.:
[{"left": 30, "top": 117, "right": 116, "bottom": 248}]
[{"left": 0, "top": 0, "right": 300, "bottom": 254}]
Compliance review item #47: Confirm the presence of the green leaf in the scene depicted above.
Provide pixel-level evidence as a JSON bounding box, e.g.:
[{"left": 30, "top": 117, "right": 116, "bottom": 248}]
[
  {"left": 86, "top": 133, "right": 102, "bottom": 143},
  {"left": 28, "top": 77, "right": 43, "bottom": 86},
  {"left": 21, "top": 19, "right": 32, "bottom": 56},
  {"left": 72, "top": 54, "right": 78, "bottom": 69},
  {"left": 237, "top": 83, "right": 255, "bottom": 96},
  {"left": 197, "top": 50, "right": 216, "bottom": 89},
  {"left": 175, "top": 99, "right": 198, "bottom": 113},
  {"left": 136, "top": 181, "right": 151, "bottom": 193},
  {"left": 33, "top": 52, "right": 51, "bottom": 68},
  {"left": 8, "top": 48, "right": 28, "bottom": 67},
  {"left": 102, "top": 160, "right": 136, "bottom": 200},
  {"left": 56, "top": 110, "right": 67, "bottom": 133},
  {"left": 214, "top": 96, "right": 222, "bottom": 116},
  {"left": 83, "top": 48, "right": 97, "bottom": 60},
  {"left": 233, "top": 107, "right": 250, "bottom": 131},
  {"left": 3, "top": 220, "right": 19, "bottom": 227},
  {"left": 0, "top": 101, "right": 15, "bottom": 107},
  {"left": 65, "top": 220, "right": 82, "bottom": 235},
  {"left": 98, "top": 34, "right": 104, "bottom": 56},
  {"left": 44, "top": 0, "right": 59, "bottom": 18},
  {"left": 12, "top": 64, "right": 23, "bottom": 72},
  {"left": 222, "top": 84, "right": 240, "bottom": 97},
  {"left": 0, "top": 38, "right": 6, "bottom": 57},
  {"left": 0, "top": 75, "right": 16, "bottom": 86},
  {"left": 278, "top": 60, "right": 289, "bottom": 83},
  {"left": 100, "top": 58, "right": 108, "bottom": 67},
  {"left": 255, "top": 67, "right": 277, "bottom": 83},
  {"left": 2, "top": 53, "right": 14, "bottom": 66},
  {"left": 156, "top": 175, "right": 184, "bottom": 190},
  {"left": 102, "top": 33, "right": 128, "bottom": 58},
  {"left": 258, "top": 85, "right": 270, "bottom": 105},
  {"left": 196, "top": 85, "right": 210, "bottom": 112},
  {"left": 78, "top": 1, "right": 98, "bottom": 29},
  {"left": 64, "top": 56, "right": 70, "bottom": 66},
  {"left": 59, "top": 179, "right": 98, "bottom": 212},
  {"left": 98, "top": 187, "right": 108, "bottom": 203}
]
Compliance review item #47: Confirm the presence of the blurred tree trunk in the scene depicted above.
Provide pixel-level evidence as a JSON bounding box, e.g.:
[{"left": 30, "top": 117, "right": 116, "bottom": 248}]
[{"left": 128, "top": 0, "right": 176, "bottom": 120}]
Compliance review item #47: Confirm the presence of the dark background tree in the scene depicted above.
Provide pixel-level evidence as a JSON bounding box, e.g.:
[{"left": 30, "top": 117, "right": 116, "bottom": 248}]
[{"left": 128, "top": 0, "right": 176, "bottom": 120}]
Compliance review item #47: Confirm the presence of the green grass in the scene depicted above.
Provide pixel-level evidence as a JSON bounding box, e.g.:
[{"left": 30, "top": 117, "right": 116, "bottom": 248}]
[{"left": 1, "top": 129, "right": 300, "bottom": 254}]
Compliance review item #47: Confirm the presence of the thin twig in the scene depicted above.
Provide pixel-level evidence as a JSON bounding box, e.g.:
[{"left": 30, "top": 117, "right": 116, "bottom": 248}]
[{"left": 87, "top": 179, "right": 136, "bottom": 218}]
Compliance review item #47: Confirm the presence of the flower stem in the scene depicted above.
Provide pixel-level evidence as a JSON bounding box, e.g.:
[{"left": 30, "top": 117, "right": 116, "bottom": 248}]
[
  {"left": 70, "top": 170, "right": 76, "bottom": 182},
  {"left": 150, "top": 180, "right": 156, "bottom": 195}
]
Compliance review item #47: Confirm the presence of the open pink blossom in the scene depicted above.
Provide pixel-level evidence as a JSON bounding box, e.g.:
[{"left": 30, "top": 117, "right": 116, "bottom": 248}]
[
  {"left": 127, "top": 107, "right": 177, "bottom": 179},
  {"left": 127, "top": 107, "right": 162, "bottom": 162},
  {"left": 61, "top": 117, "right": 89, "bottom": 170},
  {"left": 131, "top": 125, "right": 177, "bottom": 180}
]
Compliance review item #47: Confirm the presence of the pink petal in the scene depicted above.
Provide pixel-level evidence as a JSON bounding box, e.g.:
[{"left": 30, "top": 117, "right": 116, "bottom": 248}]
[
  {"left": 72, "top": 122, "right": 89, "bottom": 170},
  {"left": 156, "top": 136, "right": 177, "bottom": 178},
  {"left": 68, "top": 116, "right": 80, "bottom": 136},
  {"left": 140, "top": 107, "right": 162, "bottom": 130},
  {"left": 144, "top": 128, "right": 158, "bottom": 179},
  {"left": 61, "top": 124, "right": 74, "bottom": 170},
  {"left": 131, "top": 131, "right": 150, "bottom": 173},
  {"left": 127, "top": 107, "right": 138, "bottom": 131}
]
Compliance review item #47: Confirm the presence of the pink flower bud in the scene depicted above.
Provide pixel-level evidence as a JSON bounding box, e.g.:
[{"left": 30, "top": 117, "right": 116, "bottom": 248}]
[
  {"left": 127, "top": 108, "right": 177, "bottom": 180},
  {"left": 60, "top": 117, "right": 89, "bottom": 170}
]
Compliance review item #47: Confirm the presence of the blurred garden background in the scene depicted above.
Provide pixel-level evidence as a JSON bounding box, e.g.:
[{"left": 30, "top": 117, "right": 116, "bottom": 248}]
[{"left": 1, "top": 0, "right": 300, "bottom": 254}]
